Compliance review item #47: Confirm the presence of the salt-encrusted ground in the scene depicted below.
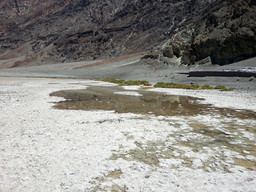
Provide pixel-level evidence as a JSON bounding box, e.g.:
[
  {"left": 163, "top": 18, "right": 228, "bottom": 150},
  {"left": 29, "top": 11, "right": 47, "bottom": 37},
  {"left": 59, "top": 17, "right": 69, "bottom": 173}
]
[{"left": 0, "top": 77, "right": 255, "bottom": 192}]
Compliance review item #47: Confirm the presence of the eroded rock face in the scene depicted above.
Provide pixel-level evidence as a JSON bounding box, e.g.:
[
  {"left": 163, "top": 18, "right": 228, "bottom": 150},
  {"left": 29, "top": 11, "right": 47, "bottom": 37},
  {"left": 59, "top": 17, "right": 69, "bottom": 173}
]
[
  {"left": 171, "top": 0, "right": 256, "bottom": 65},
  {"left": 0, "top": 0, "right": 255, "bottom": 67}
]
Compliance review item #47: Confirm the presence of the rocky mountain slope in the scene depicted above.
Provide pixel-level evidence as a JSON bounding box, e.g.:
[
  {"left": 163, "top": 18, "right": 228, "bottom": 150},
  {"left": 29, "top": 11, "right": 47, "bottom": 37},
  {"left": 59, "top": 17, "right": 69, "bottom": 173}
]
[
  {"left": 0, "top": 0, "right": 255, "bottom": 68},
  {"left": 172, "top": 0, "right": 256, "bottom": 65}
]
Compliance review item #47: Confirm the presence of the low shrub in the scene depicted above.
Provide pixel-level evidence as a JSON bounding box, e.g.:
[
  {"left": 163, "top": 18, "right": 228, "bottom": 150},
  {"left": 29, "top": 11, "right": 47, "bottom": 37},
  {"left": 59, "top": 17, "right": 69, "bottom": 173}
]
[
  {"left": 122, "top": 80, "right": 152, "bottom": 86},
  {"left": 201, "top": 85, "right": 214, "bottom": 89},
  {"left": 99, "top": 78, "right": 125, "bottom": 84},
  {"left": 155, "top": 82, "right": 203, "bottom": 90},
  {"left": 99, "top": 79, "right": 233, "bottom": 91},
  {"left": 154, "top": 82, "right": 233, "bottom": 91},
  {"left": 214, "top": 85, "right": 226, "bottom": 90}
]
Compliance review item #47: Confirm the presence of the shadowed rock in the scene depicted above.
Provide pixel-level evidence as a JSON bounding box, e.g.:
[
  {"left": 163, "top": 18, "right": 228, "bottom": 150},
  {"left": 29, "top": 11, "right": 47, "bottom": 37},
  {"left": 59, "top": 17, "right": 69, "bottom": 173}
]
[{"left": 0, "top": 0, "right": 255, "bottom": 67}]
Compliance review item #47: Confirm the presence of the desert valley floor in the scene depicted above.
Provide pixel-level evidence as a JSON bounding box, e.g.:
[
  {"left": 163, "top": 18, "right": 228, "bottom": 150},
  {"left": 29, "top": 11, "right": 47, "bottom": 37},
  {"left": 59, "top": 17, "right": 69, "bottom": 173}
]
[{"left": 0, "top": 77, "right": 255, "bottom": 191}]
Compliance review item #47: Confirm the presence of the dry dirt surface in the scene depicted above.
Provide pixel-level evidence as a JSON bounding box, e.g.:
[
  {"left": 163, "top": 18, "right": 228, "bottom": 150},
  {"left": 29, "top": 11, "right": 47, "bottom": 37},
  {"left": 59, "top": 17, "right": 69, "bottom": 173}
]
[
  {"left": 0, "top": 77, "right": 255, "bottom": 192},
  {"left": 0, "top": 56, "right": 256, "bottom": 90}
]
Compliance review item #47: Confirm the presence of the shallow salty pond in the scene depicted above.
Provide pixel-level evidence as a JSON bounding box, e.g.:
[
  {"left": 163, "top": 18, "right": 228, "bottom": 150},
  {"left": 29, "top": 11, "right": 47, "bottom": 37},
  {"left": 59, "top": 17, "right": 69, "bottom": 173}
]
[
  {"left": 50, "top": 86, "right": 255, "bottom": 119},
  {"left": 50, "top": 86, "right": 206, "bottom": 116},
  {"left": 50, "top": 86, "right": 256, "bottom": 171}
]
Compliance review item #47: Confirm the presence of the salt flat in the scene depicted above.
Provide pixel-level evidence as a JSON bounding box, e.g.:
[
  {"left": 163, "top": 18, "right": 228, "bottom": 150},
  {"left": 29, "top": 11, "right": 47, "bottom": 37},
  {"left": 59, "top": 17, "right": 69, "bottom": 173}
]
[{"left": 0, "top": 77, "right": 255, "bottom": 192}]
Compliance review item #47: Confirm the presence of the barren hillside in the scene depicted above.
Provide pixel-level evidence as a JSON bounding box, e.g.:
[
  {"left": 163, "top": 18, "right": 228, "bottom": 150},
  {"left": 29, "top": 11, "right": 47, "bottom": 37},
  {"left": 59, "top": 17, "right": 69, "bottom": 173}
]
[{"left": 0, "top": 0, "right": 255, "bottom": 67}]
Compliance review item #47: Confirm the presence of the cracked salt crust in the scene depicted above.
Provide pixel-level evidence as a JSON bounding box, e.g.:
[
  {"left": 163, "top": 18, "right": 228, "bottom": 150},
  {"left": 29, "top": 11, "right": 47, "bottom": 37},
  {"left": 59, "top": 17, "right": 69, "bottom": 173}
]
[
  {"left": 151, "top": 88, "right": 256, "bottom": 112},
  {"left": 0, "top": 77, "right": 255, "bottom": 192}
]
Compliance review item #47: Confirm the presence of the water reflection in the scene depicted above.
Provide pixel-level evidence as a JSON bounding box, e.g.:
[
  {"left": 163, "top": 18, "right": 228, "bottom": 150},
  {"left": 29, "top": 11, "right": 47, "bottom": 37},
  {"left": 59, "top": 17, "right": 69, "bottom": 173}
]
[
  {"left": 50, "top": 86, "right": 211, "bottom": 116},
  {"left": 50, "top": 86, "right": 256, "bottom": 119},
  {"left": 50, "top": 86, "right": 256, "bottom": 170}
]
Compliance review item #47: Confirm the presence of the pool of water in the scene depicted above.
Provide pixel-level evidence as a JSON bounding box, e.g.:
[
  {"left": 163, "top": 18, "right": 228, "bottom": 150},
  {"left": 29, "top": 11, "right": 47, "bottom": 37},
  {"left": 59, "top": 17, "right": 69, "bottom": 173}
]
[
  {"left": 50, "top": 86, "right": 255, "bottom": 118},
  {"left": 50, "top": 86, "right": 256, "bottom": 171}
]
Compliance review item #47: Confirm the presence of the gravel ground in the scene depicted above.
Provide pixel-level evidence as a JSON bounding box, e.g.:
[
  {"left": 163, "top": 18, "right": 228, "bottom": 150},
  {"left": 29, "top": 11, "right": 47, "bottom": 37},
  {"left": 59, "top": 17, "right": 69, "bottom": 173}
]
[
  {"left": 0, "top": 56, "right": 255, "bottom": 90},
  {"left": 0, "top": 77, "right": 255, "bottom": 192}
]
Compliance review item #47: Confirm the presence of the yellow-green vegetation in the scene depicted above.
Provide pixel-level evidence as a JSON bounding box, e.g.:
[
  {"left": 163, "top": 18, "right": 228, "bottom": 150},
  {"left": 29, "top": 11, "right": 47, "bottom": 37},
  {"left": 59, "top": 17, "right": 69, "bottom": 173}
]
[
  {"left": 214, "top": 85, "right": 233, "bottom": 91},
  {"left": 99, "top": 78, "right": 152, "bottom": 86},
  {"left": 99, "top": 78, "right": 125, "bottom": 84},
  {"left": 201, "top": 85, "right": 214, "bottom": 89},
  {"left": 214, "top": 85, "right": 226, "bottom": 90},
  {"left": 154, "top": 82, "right": 233, "bottom": 91},
  {"left": 99, "top": 79, "right": 233, "bottom": 91},
  {"left": 120, "top": 80, "right": 152, "bottom": 86},
  {"left": 154, "top": 82, "right": 204, "bottom": 89}
]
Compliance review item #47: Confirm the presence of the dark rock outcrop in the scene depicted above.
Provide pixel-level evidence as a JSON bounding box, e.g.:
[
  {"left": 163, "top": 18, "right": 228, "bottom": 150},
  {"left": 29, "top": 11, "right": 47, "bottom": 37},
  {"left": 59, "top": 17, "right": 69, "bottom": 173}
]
[
  {"left": 170, "top": 0, "right": 256, "bottom": 65},
  {"left": 163, "top": 47, "right": 174, "bottom": 58},
  {"left": 0, "top": 0, "right": 255, "bottom": 67}
]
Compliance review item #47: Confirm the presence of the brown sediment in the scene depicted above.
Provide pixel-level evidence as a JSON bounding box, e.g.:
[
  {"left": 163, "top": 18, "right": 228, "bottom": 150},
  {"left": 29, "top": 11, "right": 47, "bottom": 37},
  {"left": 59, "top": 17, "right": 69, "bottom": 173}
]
[
  {"left": 50, "top": 86, "right": 256, "bottom": 171},
  {"left": 50, "top": 86, "right": 256, "bottom": 119},
  {"left": 109, "top": 121, "right": 256, "bottom": 171},
  {"left": 235, "top": 159, "right": 256, "bottom": 170},
  {"left": 50, "top": 86, "right": 210, "bottom": 116},
  {"left": 107, "top": 170, "right": 122, "bottom": 179}
]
